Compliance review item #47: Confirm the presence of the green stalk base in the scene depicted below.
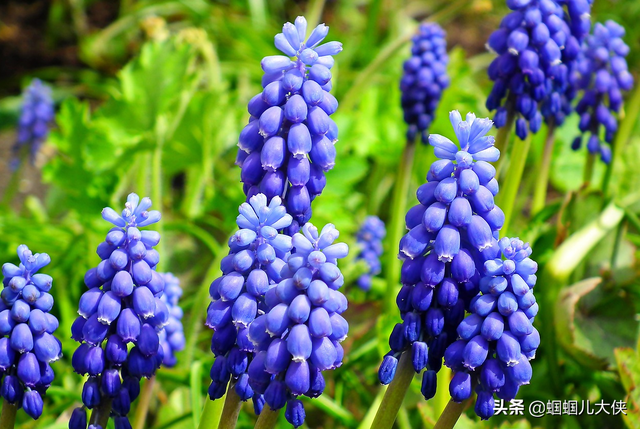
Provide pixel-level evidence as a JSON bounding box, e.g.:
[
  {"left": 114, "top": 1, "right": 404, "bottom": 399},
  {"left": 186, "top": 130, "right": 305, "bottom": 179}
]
[
  {"left": 370, "top": 352, "right": 415, "bottom": 429},
  {"left": 218, "top": 384, "right": 243, "bottom": 429},
  {"left": 531, "top": 123, "right": 556, "bottom": 215},
  {"left": 433, "top": 400, "right": 466, "bottom": 429},
  {"left": 497, "top": 134, "right": 532, "bottom": 235},
  {"left": 254, "top": 407, "right": 280, "bottom": 429},
  {"left": 0, "top": 399, "right": 17, "bottom": 429}
]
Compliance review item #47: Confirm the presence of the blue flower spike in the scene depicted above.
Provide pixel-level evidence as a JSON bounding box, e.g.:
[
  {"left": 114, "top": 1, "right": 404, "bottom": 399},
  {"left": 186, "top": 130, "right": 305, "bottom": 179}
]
[
  {"left": 11, "top": 79, "right": 55, "bottom": 169},
  {"left": 379, "top": 111, "right": 506, "bottom": 399},
  {"left": 355, "top": 216, "right": 386, "bottom": 291},
  {"left": 401, "top": 23, "right": 450, "bottom": 144},
  {"left": 247, "top": 222, "right": 349, "bottom": 428},
  {"left": 237, "top": 16, "right": 342, "bottom": 232},
  {"left": 444, "top": 237, "right": 539, "bottom": 419},
  {"left": 486, "top": 0, "right": 592, "bottom": 137},
  {"left": 70, "top": 193, "right": 165, "bottom": 429},
  {"left": 158, "top": 273, "right": 185, "bottom": 368},
  {"left": 572, "top": 20, "right": 634, "bottom": 163},
  {"left": 1, "top": 245, "right": 61, "bottom": 420},
  {"left": 206, "top": 194, "right": 293, "bottom": 408}
]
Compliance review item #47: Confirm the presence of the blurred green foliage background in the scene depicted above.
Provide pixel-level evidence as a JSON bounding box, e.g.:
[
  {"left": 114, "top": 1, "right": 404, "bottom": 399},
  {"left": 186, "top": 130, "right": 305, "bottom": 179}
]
[{"left": 1, "top": 0, "right": 640, "bottom": 428}]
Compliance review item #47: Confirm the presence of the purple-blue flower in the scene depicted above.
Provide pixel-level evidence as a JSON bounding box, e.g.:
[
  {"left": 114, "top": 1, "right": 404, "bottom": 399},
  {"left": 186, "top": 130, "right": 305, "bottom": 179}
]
[
  {"left": 247, "top": 223, "right": 349, "bottom": 427},
  {"left": 206, "top": 194, "right": 293, "bottom": 407},
  {"left": 401, "top": 23, "right": 449, "bottom": 144},
  {"left": 1, "top": 245, "right": 60, "bottom": 420},
  {"left": 158, "top": 273, "right": 185, "bottom": 368},
  {"left": 444, "top": 237, "right": 539, "bottom": 419},
  {"left": 379, "top": 111, "right": 505, "bottom": 398},
  {"left": 70, "top": 193, "right": 164, "bottom": 429},
  {"left": 355, "top": 216, "right": 386, "bottom": 291},
  {"left": 486, "top": 0, "right": 592, "bottom": 138},
  {"left": 11, "top": 79, "right": 54, "bottom": 169},
  {"left": 572, "top": 20, "right": 634, "bottom": 163},
  {"left": 236, "top": 16, "right": 342, "bottom": 232}
]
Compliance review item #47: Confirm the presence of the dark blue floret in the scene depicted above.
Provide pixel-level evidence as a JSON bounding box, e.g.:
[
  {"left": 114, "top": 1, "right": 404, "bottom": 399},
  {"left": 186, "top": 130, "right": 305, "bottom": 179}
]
[
  {"left": 0, "top": 245, "right": 61, "bottom": 419},
  {"left": 444, "top": 237, "right": 539, "bottom": 419},
  {"left": 379, "top": 111, "right": 506, "bottom": 398},
  {"left": 70, "top": 193, "right": 166, "bottom": 426},
  {"left": 237, "top": 16, "right": 342, "bottom": 230},
  {"left": 11, "top": 79, "right": 55, "bottom": 170},
  {"left": 401, "top": 23, "right": 450, "bottom": 144},
  {"left": 571, "top": 20, "right": 634, "bottom": 163},
  {"left": 354, "top": 216, "right": 386, "bottom": 291},
  {"left": 247, "top": 222, "right": 349, "bottom": 427}
]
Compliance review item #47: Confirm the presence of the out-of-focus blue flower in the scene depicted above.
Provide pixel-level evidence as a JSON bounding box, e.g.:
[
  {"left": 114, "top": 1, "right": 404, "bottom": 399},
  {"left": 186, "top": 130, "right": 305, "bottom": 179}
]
[
  {"left": 70, "top": 193, "right": 164, "bottom": 429},
  {"left": 572, "top": 20, "right": 634, "bottom": 163},
  {"left": 486, "top": 0, "right": 592, "bottom": 138},
  {"left": 444, "top": 237, "right": 539, "bottom": 419},
  {"left": 11, "top": 79, "right": 54, "bottom": 169},
  {"left": 206, "top": 194, "right": 293, "bottom": 407},
  {"left": 247, "top": 222, "right": 349, "bottom": 427},
  {"left": 401, "top": 23, "right": 449, "bottom": 144},
  {"left": 236, "top": 16, "right": 342, "bottom": 232},
  {"left": 1, "top": 245, "right": 60, "bottom": 420},
  {"left": 158, "top": 273, "right": 185, "bottom": 368},
  {"left": 355, "top": 216, "right": 386, "bottom": 291},
  {"left": 379, "top": 111, "right": 505, "bottom": 399}
]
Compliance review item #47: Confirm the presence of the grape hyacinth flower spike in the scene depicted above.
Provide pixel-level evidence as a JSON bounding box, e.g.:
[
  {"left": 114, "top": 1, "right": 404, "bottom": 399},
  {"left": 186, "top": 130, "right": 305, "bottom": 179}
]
[
  {"left": 70, "top": 193, "right": 164, "bottom": 429},
  {"left": 11, "top": 79, "right": 55, "bottom": 170},
  {"left": 158, "top": 273, "right": 185, "bottom": 367},
  {"left": 206, "top": 194, "right": 293, "bottom": 407},
  {"left": 247, "top": 222, "right": 349, "bottom": 427},
  {"left": 486, "top": 0, "right": 592, "bottom": 139},
  {"left": 236, "top": 16, "right": 342, "bottom": 232},
  {"left": 444, "top": 238, "right": 539, "bottom": 420},
  {"left": 0, "top": 245, "right": 61, "bottom": 420},
  {"left": 572, "top": 20, "right": 634, "bottom": 163},
  {"left": 355, "top": 216, "right": 386, "bottom": 291},
  {"left": 401, "top": 22, "right": 449, "bottom": 144},
  {"left": 377, "top": 111, "right": 504, "bottom": 408}
]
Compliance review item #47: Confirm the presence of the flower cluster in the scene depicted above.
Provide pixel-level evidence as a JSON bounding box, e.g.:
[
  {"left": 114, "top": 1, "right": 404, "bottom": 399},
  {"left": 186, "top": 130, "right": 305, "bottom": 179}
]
[
  {"left": 486, "top": 0, "right": 592, "bottom": 138},
  {"left": 158, "top": 273, "right": 185, "bottom": 367},
  {"left": 379, "top": 111, "right": 504, "bottom": 399},
  {"left": 444, "top": 238, "right": 539, "bottom": 420},
  {"left": 0, "top": 245, "right": 61, "bottom": 419},
  {"left": 12, "top": 79, "right": 55, "bottom": 169},
  {"left": 355, "top": 216, "right": 386, "bottom": 291},
  {"left": 572, "top": 20, "right": 634, "bottom": 163},
  {"left": 236, "top": 16, "right": 342, "bottom": 232},
  {"left": 70, "top": 194, "right": 164, "bottom": 429},
  {"left": 247, "top": 223, "right": 349, "bottom": 428},
  {"left": 206, "top": 194, "right": 293, "bottom": 405},
  {"left": 400, "top": 23, "right": 449, "bottom": 144}
]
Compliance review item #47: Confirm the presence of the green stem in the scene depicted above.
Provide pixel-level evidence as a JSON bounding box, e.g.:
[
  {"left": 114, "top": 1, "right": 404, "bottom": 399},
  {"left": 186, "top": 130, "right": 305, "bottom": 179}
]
[
  {"left": 357, "top": 385, "right": 386, "bottom": 429},
  {"left": 306, "top": 0, "right": 327, "bottom": 29},
  {"left": 254, "top": 407, "right": 280, "bottom": 429},
  {"left": 197, "top": 396, "right": 225, "bottom": 429},
  {"left": 152, "top": 121, "right": 165, "bottom": 272},
  {"left": 433, "top": 366, "right": 451, "bottom": 418},
  {"left": 497, "top": 134, "right": 532, "bottom": 236},
  {"left": 89, "top": 397, "right": 113, "bottom": 428},
  {"left": 433, "top": 400, "right": 466, "bottom": 429},
  {"left": 603, "top": 77, "right": 640, "bottom": 199},
  {"left": 610, "top": 220, "right": 626, "bottom": 271},
  {"left": 385, "top": 141, "right": 416, "bottom": 314},
  {"left": 0, "top": 161, "right": 24, "bottom": 209},
  {"left": 217, "top": 384, "right": 243, "bottom": 429},
  {"left": 532, "top": 122, "right": 556, "bottom": 215},
  {"left": 494, "top": 108, "right": 515, "bottom": 178},
  {"left": 0, "top": 399, "right": 17, "bottom": 429},
  {"left": 370, "top": 352, "right": 415, "bottom": 429},
  {"left": 133, "top": 376, "right": 156, "bottom": 429},
  {"left": 583, "top": 152, "right": 595, "bottom": 186}
]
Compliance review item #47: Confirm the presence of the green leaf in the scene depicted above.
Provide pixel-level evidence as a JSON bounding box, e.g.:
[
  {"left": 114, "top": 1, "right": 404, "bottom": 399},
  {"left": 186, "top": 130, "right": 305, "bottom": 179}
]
[
  {"left": 614, "top": 348, "right": 640, "bottom": 429},
  {"left": 556, "top": 277, "right": 638, "bottom": 369}
]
